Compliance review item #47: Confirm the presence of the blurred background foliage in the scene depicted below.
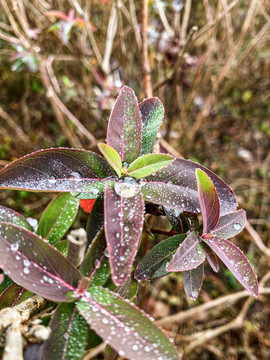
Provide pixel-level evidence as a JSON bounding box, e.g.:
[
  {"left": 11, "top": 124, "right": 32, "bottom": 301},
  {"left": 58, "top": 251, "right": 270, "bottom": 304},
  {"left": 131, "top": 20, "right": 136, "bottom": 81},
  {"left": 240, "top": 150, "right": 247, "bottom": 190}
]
[{"left": 0, "top": 0, "right": 269, "bottom": 359}]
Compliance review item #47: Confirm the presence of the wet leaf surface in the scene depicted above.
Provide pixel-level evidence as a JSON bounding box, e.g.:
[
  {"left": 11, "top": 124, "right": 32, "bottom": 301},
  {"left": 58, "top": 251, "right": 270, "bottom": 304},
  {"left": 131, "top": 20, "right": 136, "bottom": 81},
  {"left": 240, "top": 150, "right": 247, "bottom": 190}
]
[
  {"left": 0, "top": 282, "right": 31, "bottom": 310},
  {"left": 145, "top": 158, "right": 237, "bottom": 216},
  {"left": 106, "top": 86, "right": 142, "bottom": 164},
  {"left": 0, "top": 223, "right": 82, "bottom": 302},
  {"left": 205, "top": 236, "right": 258, "bottom": 297},
  {"left": 37, "top": 193, "right": 79, "bottom": 244},
  {"left": 127, "top": 154, "right": 174, "bottom": 179},
  {"left": 0, "top": 205, "right": 33, "bottom": 231},
  {"left": 196, "top": 169, "right": 220, "bottom": 234},
  {"left": 44, "top": 302, "right": 88, "bottom": 360},
  {"left": 183, "top": 263, "right": 204, "bottom": 300},
  {"left": 167, "top": 231, "right": 205, "bottom": 272},
  {"left": 98, "top": 143, "right": 122, "bottom": 177},
  {"left": 104, "top": 184, "right": 144, "bottom": 285},
  {"left": 211, "top": 209, "right": 246, "bottom": 239},
  {"left": 140, "top": 98, "right": 164, "bottom": 155},
  {"left": 77, "top": 286, "right": 180, "bottom": 360},
  {"left": 135, "top": 235, "right": 186, "bottom": 280},
  {"left": 0, "top": 148, "right": 114, "bottom": 192}
]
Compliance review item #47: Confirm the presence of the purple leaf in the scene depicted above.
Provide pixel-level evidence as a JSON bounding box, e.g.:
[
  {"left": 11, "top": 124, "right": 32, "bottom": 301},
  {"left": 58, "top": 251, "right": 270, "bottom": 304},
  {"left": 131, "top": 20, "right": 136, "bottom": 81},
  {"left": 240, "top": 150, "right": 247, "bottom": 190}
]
[
  {"left": 167, "top": 231, "right": 205, "bottom": 272},
  {"left": 211, "top": 209, "right": 246, "bottom": 239},
  {"left": 196, "top": 169, "right": 220, "bottom": 234},
  {"left": 0, "top": 205, "right": 33, "bottom": 231},
  {"left": 104, "top": 184, "right": 144, "bottom": 286},
  {"left": 146, "top": 158, "right": 237, "bottom": 216},
  {"left": 205, "top": 236, "right": 258, "bottom": 297},
  {"left": 77, "top": 286, "right": 180, "bottom": 360},
  {"left": 43, "top": 302, "right": 88, "bottom": 360},
  {"left": 106, "top": 86, "right": 142, "bottom": 163},
  {"left": 141, "top": 181, "right": 200, "bottom": 212},
  {"left": 0, "top": 223, "right": 82, "bottom": 302},
  {"left": 140, "top": 97, "right": 164, "bottom": 155},
  {"left": 183, "top": 263, "right": 204, "bottom": 300},
  {"left": 204, "top": 245, "right": 219, "bottom": 273},
  {"left": 0, "top": 148, "right": 114, "bottom": 192}
]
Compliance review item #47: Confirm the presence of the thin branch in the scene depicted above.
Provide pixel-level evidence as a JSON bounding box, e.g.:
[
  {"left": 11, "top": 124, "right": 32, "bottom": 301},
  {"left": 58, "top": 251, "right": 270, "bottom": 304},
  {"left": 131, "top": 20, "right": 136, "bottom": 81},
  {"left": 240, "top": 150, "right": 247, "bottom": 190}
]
[
  {"left": 102, "top": 1, "right": 118, "bottom": 75},
  {"left": 155, "top": 0, "right": 174, "bottom": 38},
  {"left": 245, "top": 221, "right": 270, "bottom": 256},
  {"left": 141, "top": 0, "right": 153, "bottom": 98}
]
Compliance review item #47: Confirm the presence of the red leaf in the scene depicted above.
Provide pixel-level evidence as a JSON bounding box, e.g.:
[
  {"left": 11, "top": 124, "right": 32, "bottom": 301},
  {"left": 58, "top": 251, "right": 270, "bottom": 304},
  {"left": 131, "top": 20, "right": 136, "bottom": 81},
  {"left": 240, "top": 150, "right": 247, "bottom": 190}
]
[
  {"left": 80, "top": 199, "right": 96, "bottom": 213},
  {"left": 104, "top": 183, "right": 144, "bottom": 285},
  {"left": 196, "top": 169, "right": 220, "bottom": 234},
  {"left": 167, "top": 231, "right": 205, "bottom": 271},
  {"left": 106, "top": 86, "right": 142, "bottom": 164},
  {"left": 0, "top": 223, "right": 82, "bottom": 302},
  {"left": 0, "top": 148, "right": 114, "bottom": 192},
  {"left": 205, "top": 236, "right": 258, "bottom": 297},
  {"left": 211, "top": 209, "right": 246, "bottom": 239},
  {"left": 145, "top": 158, "right": 237, "bottom": 216}
]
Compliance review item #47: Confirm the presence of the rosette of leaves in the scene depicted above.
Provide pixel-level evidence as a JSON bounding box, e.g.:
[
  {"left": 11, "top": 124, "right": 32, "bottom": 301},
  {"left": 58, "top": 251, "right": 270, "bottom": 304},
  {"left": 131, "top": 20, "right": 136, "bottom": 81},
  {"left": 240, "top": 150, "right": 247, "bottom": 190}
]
[
  {"left": 0, "top": 86, "right": 237, "bottom": 287},
  {"left": 135, "top": 169, "right": 258, "bottom": 299}
]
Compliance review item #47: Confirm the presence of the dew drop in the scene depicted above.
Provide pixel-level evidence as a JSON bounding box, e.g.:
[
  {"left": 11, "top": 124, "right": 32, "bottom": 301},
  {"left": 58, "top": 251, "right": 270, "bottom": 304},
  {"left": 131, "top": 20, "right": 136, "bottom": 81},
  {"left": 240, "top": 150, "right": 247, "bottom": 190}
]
[
  {"left": 23, "top": 267, "right": 30, "bottom": 274},
  {"left": 233, "top": 223, "right": 241, "bottom": 230},
  {"left": 11, "top": 242, "right": 19, "bottom": 251}
]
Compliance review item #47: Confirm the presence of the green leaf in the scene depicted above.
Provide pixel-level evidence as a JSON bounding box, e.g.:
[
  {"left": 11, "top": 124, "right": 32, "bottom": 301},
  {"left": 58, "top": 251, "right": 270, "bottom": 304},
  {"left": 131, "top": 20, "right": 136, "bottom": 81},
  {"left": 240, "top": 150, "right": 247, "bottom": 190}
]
[
  {"left": 127, "top": 154, "right": 174, "bottom": 179},
  {"left": 37, "top": 193, "right": 79, "bottom": 245},
  {"left": 43, "top": 302, "right": 88, "bottom": 360},
  {"left": 140, "top": 98, "right": 164, "bottom": 155},
  {"left": 78, "top": 286, "right": 180, "bottom": 360},
  {"left": 135, "top": 235, "right": 186, "bottom": 280},
  {"left": 54, "top": 240, "right": 69, "bottom": 256},
  {"left": 86, "top": 196, "right": 104, "bottom": 248},
  {"left": 0, "top": 283, "right": 31, "bottom": 310},
  {"left": 98, "top": 143, "right": 122, "bottom": 177}
]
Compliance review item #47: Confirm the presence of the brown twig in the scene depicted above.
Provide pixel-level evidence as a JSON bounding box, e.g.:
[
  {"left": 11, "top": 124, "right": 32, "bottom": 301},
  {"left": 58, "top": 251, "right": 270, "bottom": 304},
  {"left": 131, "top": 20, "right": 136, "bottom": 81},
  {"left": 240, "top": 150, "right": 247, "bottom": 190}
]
[{"left": 141, "top": 0, "right": 152, "bottom": 98}]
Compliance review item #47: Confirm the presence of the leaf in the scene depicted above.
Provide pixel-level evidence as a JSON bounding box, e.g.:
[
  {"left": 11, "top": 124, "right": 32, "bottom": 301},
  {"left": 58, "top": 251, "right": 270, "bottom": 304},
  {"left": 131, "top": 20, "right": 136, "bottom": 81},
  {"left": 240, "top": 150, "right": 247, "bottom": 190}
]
[
  {"left": 167, "top": 231, "right": 205, "bottom": 272},
  {"left": 104, "top": 184, "right": 144, "bottom": 286},
  {"left": 127, "top": 154, "right": 174, "bottom": 179},
  {"left": 43, "top": 302, "right": 88, "bottom": 360},
  {"left": 77, "top": 286, "right": 179, "bottom": 360},
  {"left": 37, "top": 193, "right": 79, "bottom": 245},
  {"left": 211, "top": 209, "right": 246, "bottom": 239},
  {"left": 196, "top": 169, "right": 220, "bottom": 234},
  {"left": 205, "top": 237, "right": 258, "bottom": 297},
  {"left": 135, "top": 235, "right": 186, "bottom": 280},
  {"left": 98, "top": 143, "right": 122, "bottom": 177},
  {"left": 106, "top": 86, "right": 142, "bottom": 163},
  {"left": 85, "top": 196, "right": 104, "bottom": 248},
  {"left": 0, "top": 282, "right": 31, "bottom": 310},
  {"left": 145, "top": 158, "right": 237, "bottom": 216},
  {"left": 164, "top": 207, "right": 185, "bottom": 234},
  {"left": 140, "top": 98, "right": 164, "bottom": 155},
  {"left": 204, "top": 246, "right": 219, "bottom": 273},
  {"left": 141, "top": 181, "right": 200, "bottom": 212},
  {"left": 0, "top": 223, "right": 82, "bottom": 302},
  {"left": 0, "top": 205, "right": 33, "bottom": 231},
  {"left": 54, "top": 240, "right": 69, "bottom": 256},
  {"left": 0, "top": 148, "right": 114, "bottom": 192},
  {"left": 80, "top": 199, "right": 96, "bottom": 213},
  {"left": 183, "top": 263, "right": 204, "bottom": 300},
  {"left": 80, "top": 229, "right": 109, "bottom": 286}
]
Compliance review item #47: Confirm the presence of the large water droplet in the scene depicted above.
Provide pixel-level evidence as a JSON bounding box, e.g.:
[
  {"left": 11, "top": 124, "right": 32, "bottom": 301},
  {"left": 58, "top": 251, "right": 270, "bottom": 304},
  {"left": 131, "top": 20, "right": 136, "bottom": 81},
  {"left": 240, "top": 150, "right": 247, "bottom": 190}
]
[
  {"left": 114, "top": 177, "right": 140, "bottom": 198},
  {"left": 233, "top": 223, "right": 241, "bottom": 230}
]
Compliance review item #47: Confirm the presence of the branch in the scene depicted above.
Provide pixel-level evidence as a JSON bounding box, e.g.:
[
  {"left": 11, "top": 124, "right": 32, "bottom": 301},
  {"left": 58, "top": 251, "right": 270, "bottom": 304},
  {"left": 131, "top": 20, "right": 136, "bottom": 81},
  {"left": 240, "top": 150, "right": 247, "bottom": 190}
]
[{"left": 141, "top": 0, "right": 152, "bottom": 98}]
